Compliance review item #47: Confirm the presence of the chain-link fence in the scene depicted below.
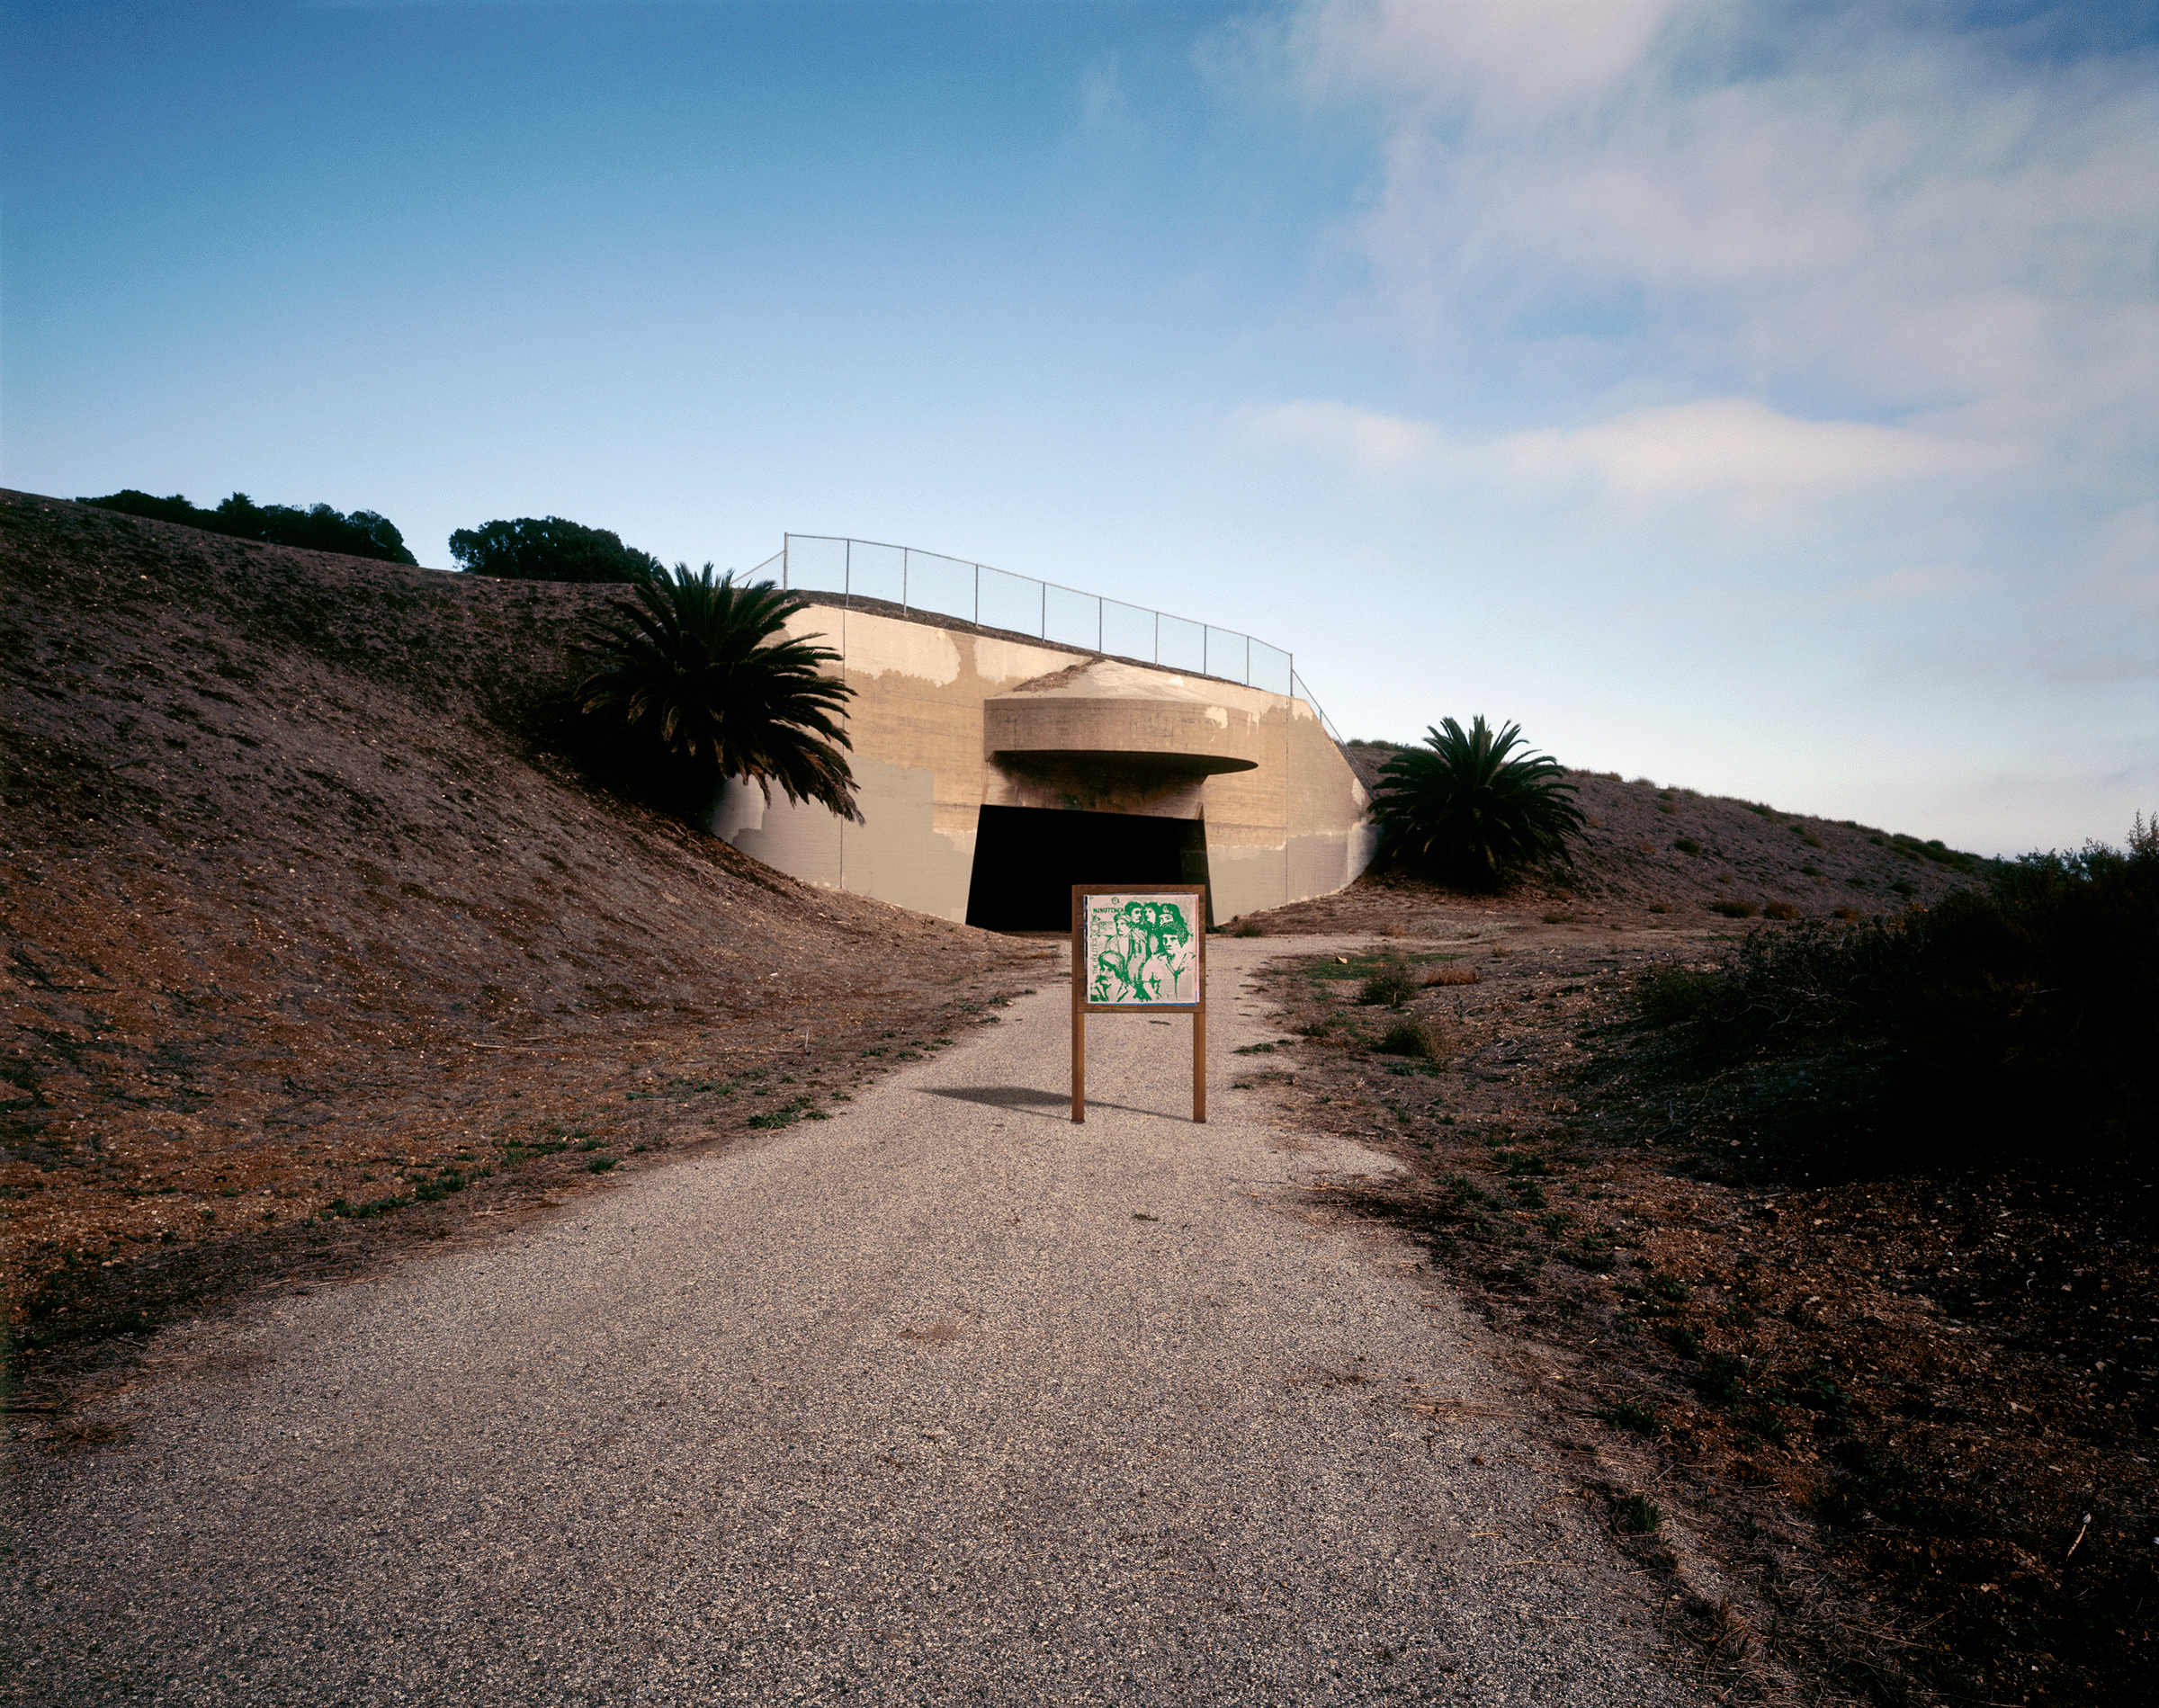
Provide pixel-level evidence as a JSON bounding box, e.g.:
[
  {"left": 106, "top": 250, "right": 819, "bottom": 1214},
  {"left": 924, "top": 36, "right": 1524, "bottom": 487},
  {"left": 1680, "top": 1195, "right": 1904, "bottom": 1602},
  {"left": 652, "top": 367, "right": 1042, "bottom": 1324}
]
[{"left": 761, "top": 533, "right": 1339, "bottom": 738}]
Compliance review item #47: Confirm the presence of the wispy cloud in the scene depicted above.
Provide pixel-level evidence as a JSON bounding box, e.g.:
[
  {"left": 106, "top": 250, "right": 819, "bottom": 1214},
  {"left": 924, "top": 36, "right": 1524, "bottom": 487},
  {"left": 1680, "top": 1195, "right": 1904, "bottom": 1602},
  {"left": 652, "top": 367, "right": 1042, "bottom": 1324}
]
[
  {"left": 1247, "top": 395, "right": 2004, "bottom": 500},
  {"left": 1250, "top": 1, "right": 2157, "bottom": 483},
  {"left": 1492, "top": 399, "right": 2005, "bottom": 496}
]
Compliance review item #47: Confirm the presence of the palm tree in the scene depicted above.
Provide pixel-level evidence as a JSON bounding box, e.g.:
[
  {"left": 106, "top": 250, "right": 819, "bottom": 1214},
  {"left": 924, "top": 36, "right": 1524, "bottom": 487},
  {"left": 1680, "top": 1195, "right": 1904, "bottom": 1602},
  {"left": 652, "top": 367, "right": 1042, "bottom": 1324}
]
[
  {"left": 575, "top": 563, "right": 862, "bottom": 822},
  {"left": 1372, "top": 716, "right": 1586, "bottom": 889}
]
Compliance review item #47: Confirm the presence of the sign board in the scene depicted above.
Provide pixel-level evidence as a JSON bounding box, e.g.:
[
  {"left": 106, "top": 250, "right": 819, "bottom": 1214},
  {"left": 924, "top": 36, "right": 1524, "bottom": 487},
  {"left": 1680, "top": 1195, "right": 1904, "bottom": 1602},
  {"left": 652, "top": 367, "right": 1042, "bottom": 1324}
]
[
  {"left": 1080, "top": 891, "right": 1202, "bottom": 1006},
  {"left": 1070, "top": 884, "right": 1206, "bottom": 1123}
]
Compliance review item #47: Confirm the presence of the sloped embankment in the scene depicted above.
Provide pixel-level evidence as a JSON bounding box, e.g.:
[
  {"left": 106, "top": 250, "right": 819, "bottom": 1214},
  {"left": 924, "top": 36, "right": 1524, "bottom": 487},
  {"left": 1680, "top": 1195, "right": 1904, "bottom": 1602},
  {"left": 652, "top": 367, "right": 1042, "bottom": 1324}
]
[
  {"left": 0, "top": 491, "right": 1037, "bottom": 1336},
  {"left": 1336, "top": 742, "right": 1983, "bottom": 920}
]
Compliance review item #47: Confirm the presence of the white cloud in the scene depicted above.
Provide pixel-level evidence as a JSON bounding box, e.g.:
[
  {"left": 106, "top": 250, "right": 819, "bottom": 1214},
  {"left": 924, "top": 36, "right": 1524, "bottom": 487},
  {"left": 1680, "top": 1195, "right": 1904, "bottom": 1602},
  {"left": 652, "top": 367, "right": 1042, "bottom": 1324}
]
[
  {"left": 1271, "top": 1, "right": 2159, "bottom": 480},
  {"left": 1285, "top": 0, "right": 1686, "bottom": 125},
  {"left": 1248, "top": 394, "right": 2002, "bottom": 499},
  {"left": 1833, "top": 563, "right": 1994, "bottom": 606},
  {"left": 1492, "top": 398, "right": 2002, "bottom": 496},
  {"left": 1245, "top": 398, "right": 1443, "bottom": 472}
]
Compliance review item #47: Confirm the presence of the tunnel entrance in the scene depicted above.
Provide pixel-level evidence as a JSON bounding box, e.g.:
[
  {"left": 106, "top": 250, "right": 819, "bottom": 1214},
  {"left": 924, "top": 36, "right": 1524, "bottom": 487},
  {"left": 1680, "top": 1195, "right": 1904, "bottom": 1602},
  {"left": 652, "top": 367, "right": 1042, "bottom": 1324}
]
[{"left": 963, "top": 806, "right": 1206, "bottom": 932}]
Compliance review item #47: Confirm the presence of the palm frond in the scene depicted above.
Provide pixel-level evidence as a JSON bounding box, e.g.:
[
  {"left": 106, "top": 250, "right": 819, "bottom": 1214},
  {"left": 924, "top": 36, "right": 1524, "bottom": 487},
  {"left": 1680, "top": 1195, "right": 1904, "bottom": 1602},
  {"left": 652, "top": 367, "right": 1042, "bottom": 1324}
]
[
  {"left": 573, "top": 562, "right": 862, "bottom": 823},
  {"left": 1371, "top": 715, "right": 1585, "bottom": 888}
]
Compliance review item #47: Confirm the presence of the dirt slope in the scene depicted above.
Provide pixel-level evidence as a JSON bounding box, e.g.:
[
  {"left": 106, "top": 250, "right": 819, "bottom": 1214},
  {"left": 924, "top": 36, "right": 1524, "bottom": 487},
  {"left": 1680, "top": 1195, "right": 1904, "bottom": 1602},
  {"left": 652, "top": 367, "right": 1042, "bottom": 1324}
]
[
  {"left": 0, "top": 487, "right": 1986, "bottom": 1375},
  {"left": 1337, "top": 741, "right": 1984, "bottom": 922},
  {"left": 0, "top": 491, "right": 1042, "bottom": 1335}
]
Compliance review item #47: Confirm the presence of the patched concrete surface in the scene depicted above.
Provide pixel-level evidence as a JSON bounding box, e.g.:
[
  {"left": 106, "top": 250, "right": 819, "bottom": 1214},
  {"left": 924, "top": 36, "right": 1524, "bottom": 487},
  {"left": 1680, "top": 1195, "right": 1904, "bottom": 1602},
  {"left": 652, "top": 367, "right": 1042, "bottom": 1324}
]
[{"left": 712, "top": 599, "right": 1374, "bottom": 924}]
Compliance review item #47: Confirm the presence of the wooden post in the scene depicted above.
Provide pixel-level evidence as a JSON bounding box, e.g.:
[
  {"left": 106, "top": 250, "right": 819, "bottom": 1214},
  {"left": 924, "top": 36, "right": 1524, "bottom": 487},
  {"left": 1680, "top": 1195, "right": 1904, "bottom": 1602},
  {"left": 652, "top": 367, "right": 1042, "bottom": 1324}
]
[
  {"left": 1192, "top": 908, "right": 1208, "bottom": 1123},
  {"left": 1193, "top": 1005, "right": 1206, "bottom": 1123},
  {"left": 1071, "top": 888, "right": 1087, "bottom": 1123}
]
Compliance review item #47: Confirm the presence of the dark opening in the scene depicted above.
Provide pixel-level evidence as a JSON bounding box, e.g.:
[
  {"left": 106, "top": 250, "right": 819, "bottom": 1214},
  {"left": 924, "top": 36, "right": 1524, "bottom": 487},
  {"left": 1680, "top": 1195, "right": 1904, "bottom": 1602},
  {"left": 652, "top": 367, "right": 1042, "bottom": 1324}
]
[{"left": 964, "top": 805, "right": 1205, "bottom": 932}]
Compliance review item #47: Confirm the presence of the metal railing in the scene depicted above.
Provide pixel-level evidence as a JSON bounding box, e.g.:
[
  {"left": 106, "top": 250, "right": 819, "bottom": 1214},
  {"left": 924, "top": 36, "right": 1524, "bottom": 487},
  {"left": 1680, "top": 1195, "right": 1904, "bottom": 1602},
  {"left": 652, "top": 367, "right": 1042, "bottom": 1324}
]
[{"left": 771, "top": 532, "right": 1307, "bottom": 705}]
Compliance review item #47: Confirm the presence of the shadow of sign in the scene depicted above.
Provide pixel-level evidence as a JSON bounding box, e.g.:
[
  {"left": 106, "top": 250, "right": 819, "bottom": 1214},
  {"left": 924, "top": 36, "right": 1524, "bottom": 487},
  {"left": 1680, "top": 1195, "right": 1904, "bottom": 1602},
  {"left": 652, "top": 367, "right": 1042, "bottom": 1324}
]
[{"left": 916, "top": 1086, "right": 1169, "bottom": 1121}]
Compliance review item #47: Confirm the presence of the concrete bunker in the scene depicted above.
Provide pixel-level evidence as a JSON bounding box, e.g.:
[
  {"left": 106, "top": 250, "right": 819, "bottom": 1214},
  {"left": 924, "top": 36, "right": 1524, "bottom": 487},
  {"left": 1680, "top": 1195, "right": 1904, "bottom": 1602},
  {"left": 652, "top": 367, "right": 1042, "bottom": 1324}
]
[{"left": 710, "top": 584, "right": 1377, "bottom": 925}]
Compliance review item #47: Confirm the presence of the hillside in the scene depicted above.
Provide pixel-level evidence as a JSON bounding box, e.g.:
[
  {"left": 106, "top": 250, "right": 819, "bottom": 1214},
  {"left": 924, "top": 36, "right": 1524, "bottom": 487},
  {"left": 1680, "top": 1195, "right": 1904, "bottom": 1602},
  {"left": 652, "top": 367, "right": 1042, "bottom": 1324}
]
[
  {"left": 0, "top": 491, "right": 1044, "bottom": 1346},
  {"left": 12, "top": 489, "right": 2140, "bottom": 1704},
  {"left": 1335, "top": 740, "right": 1983, "bottom": 922},
  {"left": 1, "top": 487, "right": 1986, "bottom": 1366}
]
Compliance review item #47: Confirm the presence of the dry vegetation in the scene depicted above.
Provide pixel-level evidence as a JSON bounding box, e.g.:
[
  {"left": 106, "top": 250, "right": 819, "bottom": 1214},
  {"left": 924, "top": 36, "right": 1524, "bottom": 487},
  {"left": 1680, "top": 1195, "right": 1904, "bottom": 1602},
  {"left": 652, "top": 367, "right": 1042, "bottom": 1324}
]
[
  {"left": 1230, "top": 878, "right": 2153, "bottom": 1707},
  {"left": 0, "top": 491, "right": 1052, "bottom": 1409},
  {"left": 4, "top": 492, "right": 2148, "bottom": 1706}
]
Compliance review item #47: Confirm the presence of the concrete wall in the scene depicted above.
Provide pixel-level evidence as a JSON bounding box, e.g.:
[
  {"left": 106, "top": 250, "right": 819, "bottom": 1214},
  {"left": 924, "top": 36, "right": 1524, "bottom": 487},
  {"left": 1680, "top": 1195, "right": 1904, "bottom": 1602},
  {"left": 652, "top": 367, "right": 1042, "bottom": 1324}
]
[{"left": 710, "top": 597, "right": 1373, "bottom": 922}]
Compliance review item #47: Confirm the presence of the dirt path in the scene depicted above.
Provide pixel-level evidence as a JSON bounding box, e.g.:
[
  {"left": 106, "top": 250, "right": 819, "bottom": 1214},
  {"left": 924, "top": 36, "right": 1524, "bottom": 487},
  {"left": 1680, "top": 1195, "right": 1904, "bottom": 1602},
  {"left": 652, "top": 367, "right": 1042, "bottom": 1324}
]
[{"left": 1, "top": 941, "right": 1707, "bottom": 1707}]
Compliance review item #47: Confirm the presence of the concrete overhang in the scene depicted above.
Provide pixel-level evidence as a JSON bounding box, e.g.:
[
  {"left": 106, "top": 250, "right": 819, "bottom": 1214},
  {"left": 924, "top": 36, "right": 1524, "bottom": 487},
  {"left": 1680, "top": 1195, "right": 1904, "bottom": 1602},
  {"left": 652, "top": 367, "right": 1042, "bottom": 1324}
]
[
  {"left": 985, "top": 659, "right": 1268, "bottom": 775},
  {"left": 993, "top": 747, "right": 1256, "bottom": 776}
]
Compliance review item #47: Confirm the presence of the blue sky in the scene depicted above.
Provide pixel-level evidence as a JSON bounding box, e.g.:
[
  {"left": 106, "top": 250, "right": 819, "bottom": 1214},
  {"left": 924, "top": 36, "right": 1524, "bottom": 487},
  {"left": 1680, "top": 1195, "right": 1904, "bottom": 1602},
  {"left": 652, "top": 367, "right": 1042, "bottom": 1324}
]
[{"left": 5, "top": 0, "right": 2154, "bottom": 854}]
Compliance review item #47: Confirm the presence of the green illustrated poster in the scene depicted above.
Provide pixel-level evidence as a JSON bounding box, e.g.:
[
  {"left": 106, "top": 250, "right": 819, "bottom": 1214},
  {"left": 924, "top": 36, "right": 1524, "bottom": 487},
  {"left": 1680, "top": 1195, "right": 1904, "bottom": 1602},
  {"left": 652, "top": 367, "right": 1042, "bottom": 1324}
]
[{"left": 1083, "top": 892, "right": 1199, "bottom": 1005}]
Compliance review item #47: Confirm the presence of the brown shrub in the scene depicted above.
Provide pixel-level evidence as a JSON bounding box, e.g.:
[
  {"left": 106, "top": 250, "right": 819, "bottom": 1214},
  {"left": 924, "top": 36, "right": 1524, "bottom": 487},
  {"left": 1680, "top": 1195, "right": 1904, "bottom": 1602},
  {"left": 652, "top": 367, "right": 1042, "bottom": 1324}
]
[
  {"left": 1710, "top": 899, "right": 1760, "bottom": 918},
  {"left": 1762, "top": 901, "right": 1801, "bottom": 920},
  {"left": 1422, "top": 964, "right": 1481, "bottom": 987},
  {"left": 1376, "top": 1017, "right": 1446, "bottom": 1061}
]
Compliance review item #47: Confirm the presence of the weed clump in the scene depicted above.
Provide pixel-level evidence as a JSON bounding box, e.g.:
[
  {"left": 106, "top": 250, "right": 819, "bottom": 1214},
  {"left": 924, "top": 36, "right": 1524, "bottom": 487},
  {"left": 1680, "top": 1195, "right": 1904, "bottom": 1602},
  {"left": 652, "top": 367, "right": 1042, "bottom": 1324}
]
[
  {"left": 1357, "top": 967, "right": 1418, "bottom": 1007},
  {"left": 1376, "top": 1017, "right": 1445, "bottom": 1062},
  {"left": 1617, "top": 1495, "right": 1663, "bottom": 1534}
]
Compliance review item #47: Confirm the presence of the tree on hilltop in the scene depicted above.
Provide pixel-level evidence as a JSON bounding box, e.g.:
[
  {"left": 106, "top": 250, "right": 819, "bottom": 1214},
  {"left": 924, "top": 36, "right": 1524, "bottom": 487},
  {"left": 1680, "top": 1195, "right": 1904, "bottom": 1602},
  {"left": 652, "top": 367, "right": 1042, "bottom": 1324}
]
[
  {"left": 77, "top": 488, "right": 417, "bottom": 564},
  {"left": 448, "top": 515, "right": 662, "bottom": 585}
]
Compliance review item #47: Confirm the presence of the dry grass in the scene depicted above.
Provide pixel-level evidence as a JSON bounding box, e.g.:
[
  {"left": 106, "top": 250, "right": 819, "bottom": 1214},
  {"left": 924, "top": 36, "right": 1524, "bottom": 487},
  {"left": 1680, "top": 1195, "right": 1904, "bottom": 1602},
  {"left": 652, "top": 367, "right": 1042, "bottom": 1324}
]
[{"left": 1241, "top": 932, "right": 2155, "bottom": 1708}]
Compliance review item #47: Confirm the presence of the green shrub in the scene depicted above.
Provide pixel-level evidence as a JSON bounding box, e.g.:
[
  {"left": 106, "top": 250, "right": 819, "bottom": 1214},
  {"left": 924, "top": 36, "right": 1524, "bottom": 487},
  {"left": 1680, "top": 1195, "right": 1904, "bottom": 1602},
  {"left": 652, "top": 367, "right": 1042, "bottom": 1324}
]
[
  {"left": 78, "top": 488, "right": 417, "bottom": 564},
  {"left": 1370, "top": 716, "right": 1587, "bottom": 889},
  {"left": 1634, "top": 818, "right": 2158, "bottom": 1164},
  {"left": 1709, "top": 899, "right": 1759, "bottom": 918}
]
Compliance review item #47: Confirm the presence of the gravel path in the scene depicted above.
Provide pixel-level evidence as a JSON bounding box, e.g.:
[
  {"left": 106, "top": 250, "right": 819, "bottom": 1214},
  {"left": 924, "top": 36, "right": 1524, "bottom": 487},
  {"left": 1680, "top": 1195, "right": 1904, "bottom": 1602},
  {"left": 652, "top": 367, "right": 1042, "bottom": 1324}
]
[{"left": 3, "top": 940, "right": 1699, "bottom": 1706}]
